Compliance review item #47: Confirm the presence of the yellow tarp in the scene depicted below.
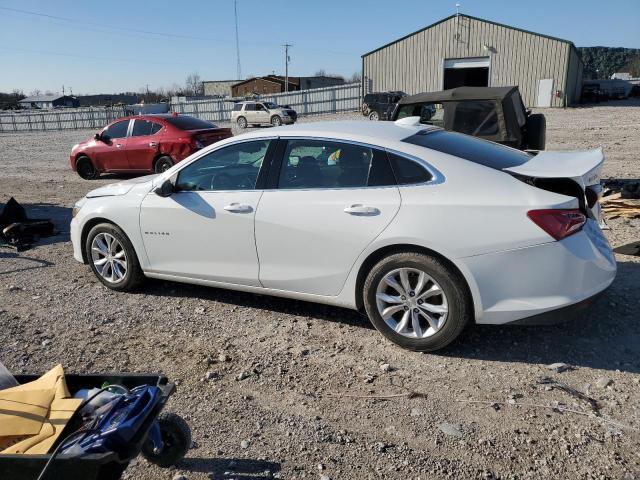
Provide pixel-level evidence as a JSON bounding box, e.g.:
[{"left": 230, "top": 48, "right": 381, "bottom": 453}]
[{"left": 0, "top": 365, "right": 82, "bottom": 454}]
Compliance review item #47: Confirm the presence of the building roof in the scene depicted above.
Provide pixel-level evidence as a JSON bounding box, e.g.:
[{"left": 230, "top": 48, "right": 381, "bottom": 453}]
[
  {"left": 19, "top": 94, "right": 67, "bottom": 103},
  {"left": 202, "top": 79, "right": 242, "bottom": 84},
  {"left": 362, "top": 13, "right": 580, "bottom": 58}
]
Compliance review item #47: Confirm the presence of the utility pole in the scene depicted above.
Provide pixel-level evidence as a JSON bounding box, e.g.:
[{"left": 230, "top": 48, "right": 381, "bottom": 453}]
[
  {"left": 234, "top": 0, "right": 242, "bottom": 79},
  {"left": 283, "top": 43, "right": 292, "bottom": 93},
  {"left": 62, "top": 85, "right": 65, "bottom": 96}
]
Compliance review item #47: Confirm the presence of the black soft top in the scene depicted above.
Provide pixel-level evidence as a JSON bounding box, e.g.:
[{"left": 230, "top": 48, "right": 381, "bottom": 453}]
[{"left": 398, "top": 86, "right": 519, "bottom": 105}]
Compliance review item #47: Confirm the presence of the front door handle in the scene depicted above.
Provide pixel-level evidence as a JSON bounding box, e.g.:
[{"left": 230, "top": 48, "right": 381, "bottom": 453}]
[
  {"left": 224, "top": 203, "right": 253, "bottom": 213},
  {"left": 149, "top": 141, "right": 158, "bottom": 147},
  {"left": 344, "top": 204, "right": 380, "bottom": 216},
  {"left": 116, "top": 143, "right": 123, "bottom": 149}
]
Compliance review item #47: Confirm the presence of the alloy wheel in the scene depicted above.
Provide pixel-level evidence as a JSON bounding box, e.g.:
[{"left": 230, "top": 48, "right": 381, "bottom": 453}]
[
  {"left": 90, "top": 232, "right": 127, "bottom": 284},
  {"left": 375, "top": 267, "right": 448, "bottom": 338}
]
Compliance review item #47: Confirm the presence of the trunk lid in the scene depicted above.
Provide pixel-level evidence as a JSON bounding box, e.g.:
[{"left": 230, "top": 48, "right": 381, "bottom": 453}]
[{"left": 504, "top": 148, "right": 604, "bottom": 222}]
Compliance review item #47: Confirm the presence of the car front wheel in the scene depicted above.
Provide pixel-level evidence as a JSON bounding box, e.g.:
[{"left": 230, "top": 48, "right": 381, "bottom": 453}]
[
  {"left": 237, "top": 116, "right": 247, "bottom": 129},
  {"left": 85, "top": 223, "right": 145, "bottom": 292},
  {"left": 363, "top": 252, "right": 471, "bottom": 352}
]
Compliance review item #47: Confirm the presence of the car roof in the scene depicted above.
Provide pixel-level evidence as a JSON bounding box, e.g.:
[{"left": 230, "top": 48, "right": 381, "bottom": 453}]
[{"left": 229, "top": 120, "right": 434, "bottom": 145}]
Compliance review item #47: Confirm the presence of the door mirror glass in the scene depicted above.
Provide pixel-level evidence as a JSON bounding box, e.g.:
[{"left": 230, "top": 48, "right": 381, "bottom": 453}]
[
  {"left": 154, "top": 179, "right": 174, "bottom": 197},
  {"left": 94, "top": 133, "right": 102, "bottom": 141}
]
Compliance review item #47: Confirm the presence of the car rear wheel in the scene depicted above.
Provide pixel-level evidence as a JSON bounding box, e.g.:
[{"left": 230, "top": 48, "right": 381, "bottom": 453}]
[
  {"left": 76, "top": 156, "right": 99, "bottom": 180},
  {"left": 85, "top": 223, "right": 145, "bottom": 292},
  {"left": 363, "top": 252, "right": 471, "bottom": 352},
  {"left": 368, "top": 111, "right": 380, "bottom": 121},
  {"left": 271, "top": 115, "right": 282, "bottom": 127},
  {"left": 154, "top": 155, "right": 173, "bottom": 173},
  {"left": 237, "top": 116, "right": 247, "bottom": 129}
]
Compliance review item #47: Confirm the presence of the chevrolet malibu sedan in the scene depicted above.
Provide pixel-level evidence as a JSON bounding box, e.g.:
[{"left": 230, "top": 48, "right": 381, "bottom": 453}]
[
  {"left": 70, "top": 114, "right": 232, "bottom": 179},
  {"left": 70, "top": 119, "right": 616, "bottom": 351}
]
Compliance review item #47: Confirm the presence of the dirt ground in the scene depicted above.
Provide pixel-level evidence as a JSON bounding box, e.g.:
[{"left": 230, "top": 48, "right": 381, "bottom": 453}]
[{"left": 1, "top": 101, "right": 639, "bottom": 480}]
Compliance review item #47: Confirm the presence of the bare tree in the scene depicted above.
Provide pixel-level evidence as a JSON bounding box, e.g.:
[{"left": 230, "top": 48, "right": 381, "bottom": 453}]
[
  {"left": 29, "top": 89, "right": 42, "bottom": 96},
  {"left": 350, "top": 71, "right": 362, "bottom": 83},
  {"left": 185, "top": 72, "right": 203, "bottom": 96},
  {"left": 314, "top": 69, "right": 327, "bottom": 77}
]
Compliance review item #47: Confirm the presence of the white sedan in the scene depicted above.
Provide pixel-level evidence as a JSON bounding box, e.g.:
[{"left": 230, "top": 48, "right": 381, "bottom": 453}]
[{"left": 71, "top": 119, "right": 616, "bottom": 351}]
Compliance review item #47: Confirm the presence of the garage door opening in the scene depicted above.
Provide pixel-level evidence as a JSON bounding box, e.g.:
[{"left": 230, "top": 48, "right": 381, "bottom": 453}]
[{"left": 443, "top": 57, "right": 490, "bottom": 90}]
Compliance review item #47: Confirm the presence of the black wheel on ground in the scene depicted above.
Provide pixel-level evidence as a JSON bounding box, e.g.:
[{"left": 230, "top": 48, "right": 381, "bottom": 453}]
[
  {"left": 362, "top": 104, "right": 370, "bottom": 116},
  {"left": 368, "top": 111, "right": 380, "bottom": 121},
  {"left": 271, "top": 115, "right": 282, "bottom": 127},
  {"left": 142, "top": 412, "right": 192, "bottom": 468},
  {"left": 154, "top": 155, "right": 174, "bottom": 173},
  {"left": 525, "top": 114, "right": 546, "bottom": 150},
  {"left": 363, "top": 252, "right": 471, "bottom": 352},
  {"left": 85, "top": 222, "right": 145, "bottom": 292},
  {"left": 76, "top": 156, "right": 99, "bottom": 180},
  {"left": 237, "top": 116, "right": 247, "bottom": 129}
]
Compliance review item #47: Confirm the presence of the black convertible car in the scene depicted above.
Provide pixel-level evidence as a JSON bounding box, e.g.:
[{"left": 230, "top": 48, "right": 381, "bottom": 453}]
[{"left": 391, "top": 86, "right": 546, "bottom": 150}]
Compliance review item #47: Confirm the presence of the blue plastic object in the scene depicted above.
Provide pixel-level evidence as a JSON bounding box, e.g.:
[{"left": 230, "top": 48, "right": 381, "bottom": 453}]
[{"left": 61, "top": 386, "right": 162, "bottom": 456}]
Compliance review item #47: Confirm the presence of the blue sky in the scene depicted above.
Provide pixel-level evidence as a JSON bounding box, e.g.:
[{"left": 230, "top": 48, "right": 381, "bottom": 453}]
[{"left": 0, "top": 0, "right": 638, "bottom": 95}]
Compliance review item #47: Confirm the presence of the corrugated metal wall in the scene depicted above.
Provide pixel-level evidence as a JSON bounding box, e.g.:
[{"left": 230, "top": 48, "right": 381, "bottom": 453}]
[{"left": 363, "top": 15, "right": 582, "bottom": 107}]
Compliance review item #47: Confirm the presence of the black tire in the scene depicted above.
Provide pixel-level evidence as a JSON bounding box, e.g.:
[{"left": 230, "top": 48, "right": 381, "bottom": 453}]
[
  {"left": 363, "top": 252, "right": 472, "bottom": 352},
  {"left": 525, "top": 114, "right": 546, "bottom": 150},
  {"left": 154, "top": 155, "right": 173, "bottom": 173},
  {"left": 85, "top": 222, "right": 145, "bottom": 292},
  {"left": 237, "top": 116, "right": 247, "bottom": 129},
  {"left": 142, "top": 412, "right": 192, "bottom": 468},
  {"left": 271, "top": 115, "right": 282, "bottom": 127},
  {"left": 76, "top": 156, "right": 99, "bottom": 180},
  {"left": 362, "top": 104, "right": 370, "bottom": 116},
  {"left": 368, "top": 111, "right": 380, "bottom": 121}
]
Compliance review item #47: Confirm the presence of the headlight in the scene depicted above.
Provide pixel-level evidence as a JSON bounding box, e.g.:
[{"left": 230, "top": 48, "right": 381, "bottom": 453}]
[
  {"left": 281, "top": 112, "right": 289, "bottom": 116},
  {"left": 72, "top": 198, "right": 87, "bottom": 218}
]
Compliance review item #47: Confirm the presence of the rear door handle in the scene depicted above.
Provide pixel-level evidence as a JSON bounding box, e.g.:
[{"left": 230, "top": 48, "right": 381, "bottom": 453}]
[
  {"left": 344, "top": 204, "right": 380, "bottom": 216},
  {"left": 149, "top": 141, "right": 158, "bottom": 147},
  {"left": 116, "top": 143, "right": 123, "bottom": 148},
  {"left": 224, "top": 203, "right": 253, "bottom": 213}
]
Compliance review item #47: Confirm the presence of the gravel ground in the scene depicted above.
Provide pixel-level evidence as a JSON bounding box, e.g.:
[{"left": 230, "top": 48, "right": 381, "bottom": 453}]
[{"left": 1, "top": 102, "right": 639, "bottom": 480}]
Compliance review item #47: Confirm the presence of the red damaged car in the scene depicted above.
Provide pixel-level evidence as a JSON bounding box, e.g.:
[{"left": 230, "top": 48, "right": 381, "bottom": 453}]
[{"left": 70, "top": 114, "right": 232, "bottom": 179}]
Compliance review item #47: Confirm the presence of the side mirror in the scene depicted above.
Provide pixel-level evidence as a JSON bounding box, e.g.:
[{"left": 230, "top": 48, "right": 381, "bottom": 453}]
[
  {"left": 94, "top": 133, "right": 102, "bottom": 141},
  {"left": 154, "top": 179, "right": 174, "bottom": 197}
]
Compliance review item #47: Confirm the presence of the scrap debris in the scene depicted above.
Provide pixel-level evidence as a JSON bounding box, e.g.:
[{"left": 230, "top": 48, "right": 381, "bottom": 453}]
[
  {"left": 0, "top": 198, "right": 55, "bottom": 251},
  {"left": 601, "top": 179, "right": 640, "bottom": 219}
]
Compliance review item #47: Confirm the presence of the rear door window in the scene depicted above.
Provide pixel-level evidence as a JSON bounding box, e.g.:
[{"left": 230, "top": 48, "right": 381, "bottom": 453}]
[
  {"left": 277, "top": 139, "right": 391, "bottom": 189},
  {"left": 403, "top": 130, "right": 531, "bottom": 170},
  {"left": 132, "top": 119, "right": 162, "bottom": 137}
]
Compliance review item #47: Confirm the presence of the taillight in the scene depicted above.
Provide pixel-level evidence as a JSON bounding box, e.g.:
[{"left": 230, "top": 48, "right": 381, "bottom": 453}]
[{"left": 527, "top": 209, "right": 586, "bottom": 240}]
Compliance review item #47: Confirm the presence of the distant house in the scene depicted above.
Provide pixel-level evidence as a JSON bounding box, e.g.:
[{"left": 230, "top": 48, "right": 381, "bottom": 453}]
[
  {"left": 78, "top": 94, "right": 139, "bottom": 107},
  {"left": 202, "top": 80, "right": 242, "bottom": 97},
  {"left": 18, "top": 94, "right": 79, "bottom": 109},
  {"left": 231, "top": 75, "right": 345, "bottom": 97}
]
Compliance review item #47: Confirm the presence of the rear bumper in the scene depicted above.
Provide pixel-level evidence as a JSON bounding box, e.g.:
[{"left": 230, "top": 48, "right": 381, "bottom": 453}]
[
  {"left": 463, "top": 220, "right": 616, "bottom": 325},
  {"left": 508, "top": 290, "right": 605, "bottom": 325}
]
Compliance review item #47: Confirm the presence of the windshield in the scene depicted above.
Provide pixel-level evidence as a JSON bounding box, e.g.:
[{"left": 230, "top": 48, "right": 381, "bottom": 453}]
[
  {"left": 164, "top": 115, "right": 217, "bottom": 130},
  {"left": 263, "top": 102, "right": 279, "bottom": 109},
  {"left": 403, "top": 130, "right": 531, "bottom": 170}
]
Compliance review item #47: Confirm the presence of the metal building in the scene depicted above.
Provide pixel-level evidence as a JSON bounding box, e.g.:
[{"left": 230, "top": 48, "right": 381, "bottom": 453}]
[{"left": 362, "top": 14, "right": 584, "bottom": 107}]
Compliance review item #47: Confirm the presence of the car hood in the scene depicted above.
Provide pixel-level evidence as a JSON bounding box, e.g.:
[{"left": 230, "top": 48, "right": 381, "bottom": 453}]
[{"left": 86, "top": 174, "right": 158, "bottom": 198}]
